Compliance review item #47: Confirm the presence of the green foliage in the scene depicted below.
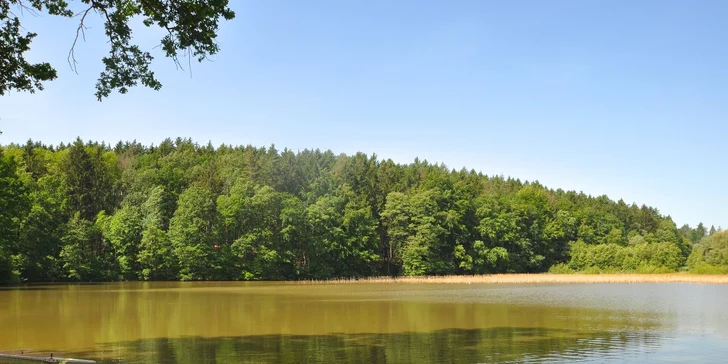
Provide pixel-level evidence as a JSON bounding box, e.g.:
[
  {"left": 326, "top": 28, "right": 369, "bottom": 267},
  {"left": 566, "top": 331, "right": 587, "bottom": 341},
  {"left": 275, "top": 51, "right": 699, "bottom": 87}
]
[
  {"left": 137, "top": 186, "right": 176, "bottom": 280},
  {"left": 17, "top": 203, "right": 61, "bottom": 280},
  {"left": 548, "top": 263, "right": 574, "bottom": 274},
  {"left": 306, "top": 185, "right": 379, "bottom": 277},
  {"left": 475, "top": 187, "right": 567, "bottom": 273},
  {"left": 605, "top": 228, "right": 625, "bottom": 246},
  {"left": 0, "top": 246, "right": 20, "bottom": 283},
  {"left": 59, "top": 213, "right": 97, "bottom": 281},
  {"left": 382, "top": 188, "right": 459, "bottom": 276},
  {"left": 1, "top": 0, "right": 235, "bottom": 99},
  {"left": 168, "top": 186, "right": 216, "bottom": 280},
  {"left": 688, "top": 264, "right": 728, "bottom": 275},
  {"left": 63, "top": 139, "right": 119, "bottom": 220},
  {"left": 686, "top": 231, "right": 728, "bottom": 274},
  {"left": 634, "top": 264, "right": 673, "bottom": 274},
  {"left": 0, "top": 147, "right": 27, "bottom": 283},
  {"left": 0, "top": 1, "right": 58, "bottom": 95},
  {"left": 564, "top": 240, "right": 683, "bottom": 273},
  {"left": 0, "top": 139, "right": 713, "bottom": 283}
]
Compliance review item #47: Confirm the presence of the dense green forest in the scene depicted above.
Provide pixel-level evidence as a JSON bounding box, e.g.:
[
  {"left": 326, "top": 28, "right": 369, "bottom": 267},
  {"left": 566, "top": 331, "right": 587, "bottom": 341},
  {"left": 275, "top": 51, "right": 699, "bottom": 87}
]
[{"left": 0, "top": 138, "right": 723, "bottom": 283}]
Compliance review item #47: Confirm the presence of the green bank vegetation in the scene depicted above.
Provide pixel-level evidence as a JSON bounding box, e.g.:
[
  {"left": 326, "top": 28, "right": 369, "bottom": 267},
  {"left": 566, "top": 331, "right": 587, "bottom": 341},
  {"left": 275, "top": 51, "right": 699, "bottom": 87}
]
[{"left": 0, "top": 138, "right": 723, "bottom": 283}]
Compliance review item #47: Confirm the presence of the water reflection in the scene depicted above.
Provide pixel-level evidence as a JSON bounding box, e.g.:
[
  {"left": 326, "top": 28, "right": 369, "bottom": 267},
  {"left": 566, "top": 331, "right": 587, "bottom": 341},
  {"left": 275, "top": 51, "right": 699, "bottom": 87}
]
[
  {"left": 2, "top": 282, "right": 728, "bottom": 363},
  {"left": 1, "top": 283, "right": 662, "bottom": 354},
  {"left": 76, "top": 328, "right": 664, "bottom": 364}
]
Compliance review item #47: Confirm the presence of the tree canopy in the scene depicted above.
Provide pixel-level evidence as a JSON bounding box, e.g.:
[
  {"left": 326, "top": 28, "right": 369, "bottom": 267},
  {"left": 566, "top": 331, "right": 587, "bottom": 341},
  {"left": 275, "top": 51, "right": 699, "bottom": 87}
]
[
  {"left": 0, "top": 0, "right": 235, "bottom": 99},
  {"left": 0, "top": 138, "right": 716, "bottom": 283}
]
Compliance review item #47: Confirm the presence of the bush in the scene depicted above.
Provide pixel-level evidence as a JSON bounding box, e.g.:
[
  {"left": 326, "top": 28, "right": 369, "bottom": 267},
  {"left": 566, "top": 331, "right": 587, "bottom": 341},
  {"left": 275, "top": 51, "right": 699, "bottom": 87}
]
[
  {"left": 548, "top": 263, "right": 574, "bottom": 274},
  {"left": 566, "top": 240, "right": 682, "bottom": 273},
  {"left": 582, "top": 266, "right": 603, "bottom": 274},
  {"left": 635, "top": 264, "right": 673, "bottom": 274},
  {"left": 688, "top": 231, "right": 728, "bottom": 270},
  {"left": 689, "top": 264, "right": 728, "bottom": 275},
  {"left": 567, "top": 240, "right": 622, "bottom": 271}
]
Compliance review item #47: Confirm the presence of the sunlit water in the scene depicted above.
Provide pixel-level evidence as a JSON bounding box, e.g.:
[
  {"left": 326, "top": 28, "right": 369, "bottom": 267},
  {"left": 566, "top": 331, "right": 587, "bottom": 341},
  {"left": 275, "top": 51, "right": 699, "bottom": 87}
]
[{"left": 1, "top": 282, "right": 727, "bottom": 363}]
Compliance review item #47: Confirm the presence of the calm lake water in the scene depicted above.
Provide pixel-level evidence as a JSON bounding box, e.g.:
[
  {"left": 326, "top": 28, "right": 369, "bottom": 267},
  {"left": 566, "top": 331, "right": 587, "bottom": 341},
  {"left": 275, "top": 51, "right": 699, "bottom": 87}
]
[{"left": 1, "top": 282, "right": 728, "bottom": 363}]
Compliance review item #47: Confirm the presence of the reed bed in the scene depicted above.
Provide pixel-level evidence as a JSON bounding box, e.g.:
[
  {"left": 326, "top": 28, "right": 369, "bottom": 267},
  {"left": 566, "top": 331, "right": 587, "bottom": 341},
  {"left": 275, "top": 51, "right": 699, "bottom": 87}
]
[{"left": 298, "top": 273, "right": 728, "bottom": 285}]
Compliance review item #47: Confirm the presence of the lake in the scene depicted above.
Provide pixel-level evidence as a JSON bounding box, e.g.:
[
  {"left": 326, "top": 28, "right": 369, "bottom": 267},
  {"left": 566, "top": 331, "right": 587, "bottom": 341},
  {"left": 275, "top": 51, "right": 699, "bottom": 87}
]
[{"left": 1, "top": 282, "right": 728, "bottom": 363}]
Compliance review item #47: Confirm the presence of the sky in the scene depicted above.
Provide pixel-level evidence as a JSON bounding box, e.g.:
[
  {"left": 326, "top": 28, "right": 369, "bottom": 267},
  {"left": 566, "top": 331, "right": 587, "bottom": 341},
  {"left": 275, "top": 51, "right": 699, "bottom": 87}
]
[{"left": 1, "top": 0, "right": 726, "bottom": 228}]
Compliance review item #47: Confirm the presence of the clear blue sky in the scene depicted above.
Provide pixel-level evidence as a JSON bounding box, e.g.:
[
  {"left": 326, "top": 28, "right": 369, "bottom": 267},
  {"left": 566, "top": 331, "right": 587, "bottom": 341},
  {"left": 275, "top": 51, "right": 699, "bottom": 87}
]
[{"left": 1, "top": 0, "right": 726, "bottom": 229}]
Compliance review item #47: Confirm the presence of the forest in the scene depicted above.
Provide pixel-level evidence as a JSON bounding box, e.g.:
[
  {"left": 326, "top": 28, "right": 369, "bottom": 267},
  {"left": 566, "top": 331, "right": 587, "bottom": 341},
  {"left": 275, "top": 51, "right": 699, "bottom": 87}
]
[{"left": 0, "top": 138, "right": 724, "bottom": 283}]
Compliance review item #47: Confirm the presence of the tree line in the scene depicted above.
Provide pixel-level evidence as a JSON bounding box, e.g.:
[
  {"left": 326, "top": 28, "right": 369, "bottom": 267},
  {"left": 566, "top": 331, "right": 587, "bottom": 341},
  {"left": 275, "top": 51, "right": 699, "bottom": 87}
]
[{"left": 0, "top": 138, "right": 722, "bottom": 283}]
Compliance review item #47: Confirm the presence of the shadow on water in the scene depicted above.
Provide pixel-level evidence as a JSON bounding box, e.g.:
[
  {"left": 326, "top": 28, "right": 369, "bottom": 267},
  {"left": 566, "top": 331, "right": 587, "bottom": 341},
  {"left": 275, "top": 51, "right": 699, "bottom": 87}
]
[{"left": 65, "top": 327, "right": 664, "bottom": 364}]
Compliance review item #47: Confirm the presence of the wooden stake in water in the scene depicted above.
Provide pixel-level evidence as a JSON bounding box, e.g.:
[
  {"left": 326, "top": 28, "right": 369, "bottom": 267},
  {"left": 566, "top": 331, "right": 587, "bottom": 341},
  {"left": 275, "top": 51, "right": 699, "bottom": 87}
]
[{"left": 0, "top": 353, "right": 96, "bottom": 363}]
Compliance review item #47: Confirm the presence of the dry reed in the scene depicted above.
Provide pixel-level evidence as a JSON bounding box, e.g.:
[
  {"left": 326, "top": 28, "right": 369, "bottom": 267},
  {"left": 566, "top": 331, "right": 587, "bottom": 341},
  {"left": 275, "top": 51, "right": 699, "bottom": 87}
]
[{"left": 297, "top": 273, "right": 728, "bottom": 285}]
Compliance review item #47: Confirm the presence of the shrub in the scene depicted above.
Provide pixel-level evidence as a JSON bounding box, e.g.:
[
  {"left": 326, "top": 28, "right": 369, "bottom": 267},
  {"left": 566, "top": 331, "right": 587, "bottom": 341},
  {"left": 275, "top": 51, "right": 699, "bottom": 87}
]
[
  {"left": 565, "top": 240, "right": 682, "bottom": 273},
  {"left": 689, "top": 264, "right": 728, "bottom": 275},
  {"left": 548, "top": 263, "right": 574, "bottom": 274},
  {"left": 582, "top": 266, "right": 603, "bottom": 274},
  {"left": 635, "top": 264, "right": 673, "bottom": 274}
]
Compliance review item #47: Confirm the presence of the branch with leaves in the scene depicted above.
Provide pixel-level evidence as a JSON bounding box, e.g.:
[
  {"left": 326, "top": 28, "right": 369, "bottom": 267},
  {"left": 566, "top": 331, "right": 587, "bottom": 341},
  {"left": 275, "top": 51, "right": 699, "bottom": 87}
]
[{"left": 0, "top": 0, "right": 235, "bottom": 100}]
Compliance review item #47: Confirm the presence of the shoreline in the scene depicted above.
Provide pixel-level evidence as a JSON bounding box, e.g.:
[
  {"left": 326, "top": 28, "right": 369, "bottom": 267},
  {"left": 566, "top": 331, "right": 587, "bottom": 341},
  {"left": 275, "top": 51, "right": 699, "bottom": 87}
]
[
  {"left": 5, "top": 273, "right": 728, "bottom": 287},
  {"left": 300, "top": 273, "right": 728, "bottom": 285}
]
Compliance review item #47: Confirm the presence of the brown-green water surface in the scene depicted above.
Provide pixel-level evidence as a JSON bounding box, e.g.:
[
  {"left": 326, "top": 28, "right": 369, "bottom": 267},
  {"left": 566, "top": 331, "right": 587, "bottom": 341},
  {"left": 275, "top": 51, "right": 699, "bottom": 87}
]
[{"left": 1, "top": 282, "right": 727, "bottom": 363}]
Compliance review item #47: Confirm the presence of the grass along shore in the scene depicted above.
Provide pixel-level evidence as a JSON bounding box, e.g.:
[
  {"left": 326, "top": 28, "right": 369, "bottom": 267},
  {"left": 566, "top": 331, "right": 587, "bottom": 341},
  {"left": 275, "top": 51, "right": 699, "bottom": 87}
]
[{"left": 301, "top": 273, "right": 728, "bottom": 285}]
